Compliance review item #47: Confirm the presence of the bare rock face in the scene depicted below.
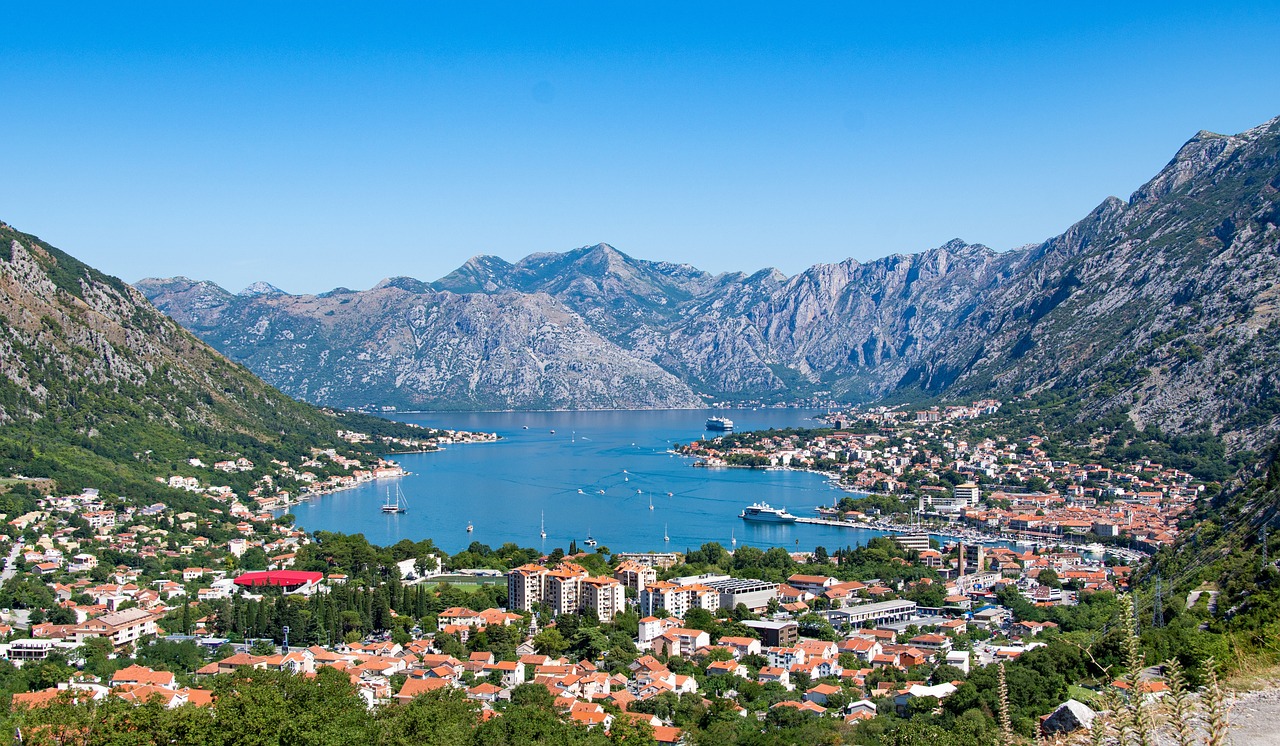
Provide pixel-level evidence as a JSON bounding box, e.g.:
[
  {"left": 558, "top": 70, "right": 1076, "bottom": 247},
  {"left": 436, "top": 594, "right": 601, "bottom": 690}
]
[
  {"left": 139, "top": 275, "right": 703, "bottom": 411},
  {"left": 138, "top": 115, "right": 1280, "bottom": 448},
  {"left": 919, "top": 115, "right": 1280, "bottom": 450}
]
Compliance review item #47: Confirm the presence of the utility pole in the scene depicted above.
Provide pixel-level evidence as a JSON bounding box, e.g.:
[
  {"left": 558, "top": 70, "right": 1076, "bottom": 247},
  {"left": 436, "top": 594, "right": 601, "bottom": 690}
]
[{"left": 1153, "top": 576, "right": 1163, "bottom": 628}]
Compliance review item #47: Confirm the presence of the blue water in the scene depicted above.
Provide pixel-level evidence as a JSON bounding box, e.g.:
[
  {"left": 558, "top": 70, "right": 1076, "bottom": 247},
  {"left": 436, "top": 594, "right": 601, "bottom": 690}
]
[{"left": 286, "top": 409, "right": 900, "bottom": 554}]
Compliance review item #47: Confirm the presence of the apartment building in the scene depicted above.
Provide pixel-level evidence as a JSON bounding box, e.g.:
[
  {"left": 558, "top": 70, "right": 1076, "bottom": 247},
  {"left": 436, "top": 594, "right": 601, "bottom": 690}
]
[
  {"left": 638, "top": 581, "right": 720, "bottom": 618},
  {"left": 506, "top": 563, "right": 627, "bottom": 622}
]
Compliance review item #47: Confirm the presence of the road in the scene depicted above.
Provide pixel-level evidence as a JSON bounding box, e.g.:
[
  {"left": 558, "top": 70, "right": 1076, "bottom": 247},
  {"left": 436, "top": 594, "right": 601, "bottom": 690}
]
[
  {"left": 0, "top": 542, "right": 31, "bottom": 629},
  {"left": 1, "top": 542, "right": 20, "bottom": 582}
]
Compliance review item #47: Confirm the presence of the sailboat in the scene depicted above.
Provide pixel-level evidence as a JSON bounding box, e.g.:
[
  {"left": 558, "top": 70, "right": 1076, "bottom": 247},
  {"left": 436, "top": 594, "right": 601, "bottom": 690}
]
[
  {"left": 648, "top": 494, "right": 654, "bottom": 511},
  {"left": 663, "top": 524, "right": 669, "bottom": 542},
  {"left": 540, "top": 511, "right": 547, "bottom": 539},
  {"left": 380, "top": 484, "right": 407, "bottom": 514},
  {"left": 466, "top": 521, "right": 473, "bottom": 533},
  {"left": 731, "top": 529, "right": 736, "bottom": 547},
  {"left": 584, "top": 527, "right": 597, "bottom": 547}
]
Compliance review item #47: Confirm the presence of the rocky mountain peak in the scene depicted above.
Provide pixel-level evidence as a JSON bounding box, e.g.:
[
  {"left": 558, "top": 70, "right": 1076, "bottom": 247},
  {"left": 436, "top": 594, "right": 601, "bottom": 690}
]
[
  {"left": 373, "top": 276, "right": 432, "bottom": 294},
  {"left": 432, "top": 254, "right": 517, "bottom": 293},
  {"left": 1131, "top": 117, "right": 1280, "bottom": 206},
  {"left": 239, "top": 281, "right": 286, "bottom": 296}
]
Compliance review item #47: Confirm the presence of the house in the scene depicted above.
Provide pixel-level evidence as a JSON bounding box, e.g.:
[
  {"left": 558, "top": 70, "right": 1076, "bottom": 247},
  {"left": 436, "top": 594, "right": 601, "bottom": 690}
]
[
  {"left": 785, "top": 574, "right": 837, "bottom": 594},
  {"left": 110, "top": 665, "right": 176, "bottom": 690},
  {"left": 804, "top": 683, "right": 843, "bottom": 706},
  {"left": 907, "top": 634, "right": 952, "bottom": 655},
  {"left": 838, "top": 637, "right": 882, "bottom": 662},
  {"left": 757, "top": 666, "right": 791, "bottom": 689},
  {"left": 845, "top": 699, "right": 878, "bottom": 722},
  {"left": 438, "top": 607, "right": 485, "bottom": 630},
  {"left": 894, "top": 682, "right": 957, "bottom": 715},
  {"left": 772, "top": 699, "right": 826, "bottom": 715},
  {"left": 717, "top": 636, "right": 762, "bottom": 659},
  {"left": 395, "top": 677, "right": 452, "bottom": 702},
  {"left": 765, "top": 646, "right": 806, "bottom": 669},
  {"left": 652, "top": 628, "right": 711, "bottom": 658},
  {"left": 706, "top": 660, "right": 748, "bottom": 678}
]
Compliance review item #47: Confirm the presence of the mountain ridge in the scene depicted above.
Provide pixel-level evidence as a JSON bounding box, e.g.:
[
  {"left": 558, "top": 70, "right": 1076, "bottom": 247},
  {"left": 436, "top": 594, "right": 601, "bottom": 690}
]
[{"left": 136, "top": 115, "right": 1280, "bottom": 447}]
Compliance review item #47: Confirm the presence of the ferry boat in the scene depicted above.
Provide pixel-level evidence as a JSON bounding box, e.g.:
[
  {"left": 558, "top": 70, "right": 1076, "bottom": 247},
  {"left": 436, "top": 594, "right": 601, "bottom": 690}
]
[
  {"left": 739, "top": 502, "right": 798, "bottom": 523},
  {"left": 705, "top": 416, "right": 734, "bottom": 431}
]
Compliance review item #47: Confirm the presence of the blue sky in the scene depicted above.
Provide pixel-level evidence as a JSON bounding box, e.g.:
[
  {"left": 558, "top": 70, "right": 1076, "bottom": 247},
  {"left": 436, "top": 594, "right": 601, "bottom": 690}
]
[{"left": 2, "top": 2, "right": 1277, "bottom": 294}]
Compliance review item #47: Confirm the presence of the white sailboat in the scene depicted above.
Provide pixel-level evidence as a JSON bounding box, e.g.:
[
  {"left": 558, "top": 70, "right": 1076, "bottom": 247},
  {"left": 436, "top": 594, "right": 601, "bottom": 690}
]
[
  {"left": 381, "top": 484, "right": 407, "bottom": 514},
  {"left": 540, "top": 511, "right": 547, "bottom": 539},
  {"left": 648, "top": 494, "right": 654, "bottom": 511},
  {"left": 663, "top": 524, "right": 669, "bottom": 542},
  {"left": 731, "top": 529, "right": 736, "bottom": 547}
]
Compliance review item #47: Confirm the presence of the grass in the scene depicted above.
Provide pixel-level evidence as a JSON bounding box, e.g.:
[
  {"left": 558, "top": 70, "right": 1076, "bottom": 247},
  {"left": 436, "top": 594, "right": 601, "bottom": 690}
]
[{"left": 1066, "top": 684, "right": 1100, "bottom": 706}]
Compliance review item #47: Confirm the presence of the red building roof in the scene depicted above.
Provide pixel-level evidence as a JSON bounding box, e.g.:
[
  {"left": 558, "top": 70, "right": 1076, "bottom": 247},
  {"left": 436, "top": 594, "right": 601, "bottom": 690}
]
[{"left": 233, "top": 570, "right": 323, "bottom": 588}]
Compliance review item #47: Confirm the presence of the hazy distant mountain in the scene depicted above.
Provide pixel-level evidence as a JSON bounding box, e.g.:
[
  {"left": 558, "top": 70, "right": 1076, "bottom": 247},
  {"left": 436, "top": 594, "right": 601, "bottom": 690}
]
[
  {"left": 138, "top": 115, "right": 1280, "bottom": 447},
  {"left": 136, "top": 274, "right": 703, "bottom": 412}
]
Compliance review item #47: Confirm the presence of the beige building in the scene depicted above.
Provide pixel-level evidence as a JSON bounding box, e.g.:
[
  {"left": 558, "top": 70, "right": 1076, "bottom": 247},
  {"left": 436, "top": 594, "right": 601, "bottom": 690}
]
[
  {"left": 74, "top": 608, "right": 159, "bottom": 650},
  {"left": 507, "top": 564, "right": 548, "bottom": 612},
  {"left": 508, "top": 562, "right": 627, "bottom": 621},
  {"left": 639, "top": 581, "right": 720, "bottom": 618},
  {"left": 580, "top": 577, "right": 626, "bottom": 623},
  {"left": 613, "top": 560, "right": 657, "bottom": 593}
]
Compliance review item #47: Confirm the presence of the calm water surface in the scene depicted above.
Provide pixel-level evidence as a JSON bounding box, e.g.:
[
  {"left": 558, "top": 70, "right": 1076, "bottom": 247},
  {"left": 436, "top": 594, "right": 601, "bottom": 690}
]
[{"left": 287, "top": 409, "right": 901, "bottom": 554}]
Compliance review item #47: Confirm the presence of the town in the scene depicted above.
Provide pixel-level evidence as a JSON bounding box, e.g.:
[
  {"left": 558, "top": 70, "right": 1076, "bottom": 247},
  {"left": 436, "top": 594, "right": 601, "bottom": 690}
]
[
  {"left": 0, "top": 408, "right": 1198, "bottom": 743},
  {"left": 679, "top": 398, "right": 1202, "bottom": 557}
]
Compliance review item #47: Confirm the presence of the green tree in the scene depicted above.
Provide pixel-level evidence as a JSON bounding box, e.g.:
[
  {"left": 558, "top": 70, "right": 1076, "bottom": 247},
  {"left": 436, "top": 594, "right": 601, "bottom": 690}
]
[{"left": 533, "top": 628, "right": 570, "bottom": 657}]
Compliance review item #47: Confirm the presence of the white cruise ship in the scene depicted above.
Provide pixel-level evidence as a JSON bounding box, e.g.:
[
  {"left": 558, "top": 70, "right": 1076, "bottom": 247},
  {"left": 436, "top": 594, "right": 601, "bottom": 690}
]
[
  {"left": 739, "top": 502, "right": 798, "bottom": 523},
  {"left": 705, "top": 416, "right": 734, "bottom": 431}
]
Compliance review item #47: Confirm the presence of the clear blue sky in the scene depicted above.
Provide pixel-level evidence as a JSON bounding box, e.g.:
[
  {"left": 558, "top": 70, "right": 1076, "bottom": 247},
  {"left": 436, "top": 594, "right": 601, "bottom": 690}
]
[{"left": 2, "top": 2, "right": 1277, "bottom": 294}]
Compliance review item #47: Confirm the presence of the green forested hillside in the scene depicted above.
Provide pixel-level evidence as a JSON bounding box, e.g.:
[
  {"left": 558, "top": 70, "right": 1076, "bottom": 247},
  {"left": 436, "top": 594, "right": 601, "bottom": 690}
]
[{"left": 0, "top": 221, "right": 421, "bottom": 500}]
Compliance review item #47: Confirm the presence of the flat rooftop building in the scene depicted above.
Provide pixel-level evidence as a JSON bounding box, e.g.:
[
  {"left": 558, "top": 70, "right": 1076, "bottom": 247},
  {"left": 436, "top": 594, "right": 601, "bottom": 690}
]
[
  {"left": 741, "top": 620, "right": 799, "bottom": 648},
  {"left": 702, "top": 577, "right": 779, "bottom": 613},
  {"left": 820, "top": 599, "right": 918, "bottom": 630}
]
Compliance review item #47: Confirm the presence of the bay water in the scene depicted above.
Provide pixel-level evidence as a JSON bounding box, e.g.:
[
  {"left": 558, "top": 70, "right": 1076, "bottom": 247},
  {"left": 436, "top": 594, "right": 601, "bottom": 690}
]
[{"left": 286, "top": 409, "right": 900, "bottom": 554}]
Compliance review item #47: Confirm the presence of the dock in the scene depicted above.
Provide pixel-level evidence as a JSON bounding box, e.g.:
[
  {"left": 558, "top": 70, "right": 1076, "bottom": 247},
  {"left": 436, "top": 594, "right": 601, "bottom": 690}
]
[{"left": 795, "top": 517, "right": 873, "bottom": 528}]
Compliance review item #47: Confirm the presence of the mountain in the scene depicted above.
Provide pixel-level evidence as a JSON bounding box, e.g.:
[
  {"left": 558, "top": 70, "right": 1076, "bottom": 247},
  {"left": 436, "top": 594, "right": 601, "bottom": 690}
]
[
  {"left": 136, "top": 274, "right": 702, "bottom": 411},
  {"left": 240, "top": 281, "right": 287, "bottom": 296},
  {"left": 912, "top": 116, "right": 1280, "bottom": 450},
  {"left": 137, "top": 115, "right": 1280, "bottom": 447},
  {"left": 0, "top": 221, "right": 420, "bottom": 495}
]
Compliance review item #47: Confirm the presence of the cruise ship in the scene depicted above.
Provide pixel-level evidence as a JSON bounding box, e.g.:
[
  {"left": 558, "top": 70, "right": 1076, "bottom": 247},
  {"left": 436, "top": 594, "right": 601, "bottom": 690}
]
[
  {"left": 705, "top": 416, "right": 734, "bottom": 431},
  {"left": 739, "top": 502, "right": 798, "bottom": 523}
]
